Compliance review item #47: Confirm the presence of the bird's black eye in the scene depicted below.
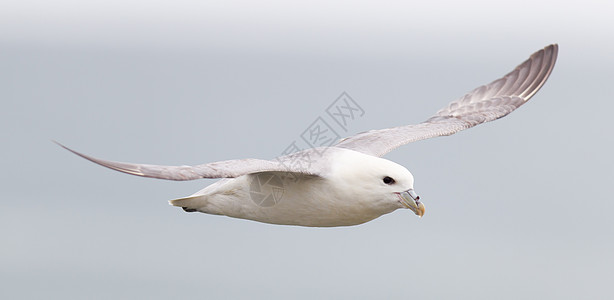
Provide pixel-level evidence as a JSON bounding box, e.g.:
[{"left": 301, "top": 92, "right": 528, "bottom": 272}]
[{"left": 383, "top": 176, "right": 395, "bottom": 185}]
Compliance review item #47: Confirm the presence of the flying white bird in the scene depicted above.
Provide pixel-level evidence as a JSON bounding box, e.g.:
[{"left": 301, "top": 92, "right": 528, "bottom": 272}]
[{"left": 57, "top": 44, "right": 558, "bottom": 227}]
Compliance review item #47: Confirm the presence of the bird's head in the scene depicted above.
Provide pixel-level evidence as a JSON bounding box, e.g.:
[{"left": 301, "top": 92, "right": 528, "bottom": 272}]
[{"left": 329, "top": 149, "right": 425, "bottom": 217}]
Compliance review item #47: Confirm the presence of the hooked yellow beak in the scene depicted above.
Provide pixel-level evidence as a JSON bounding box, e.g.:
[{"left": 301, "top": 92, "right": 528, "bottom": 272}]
[{"left": 398, "top": 189, "right": 425, "bottom": 217}]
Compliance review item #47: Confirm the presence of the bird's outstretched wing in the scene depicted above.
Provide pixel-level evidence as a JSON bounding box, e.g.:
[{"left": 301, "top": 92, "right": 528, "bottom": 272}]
[
  {"left": 334, "top": 44, "right": 558, "bottom": 157},
  {"left": 56, "top": 142, "right": 321, "bottom": 180}
]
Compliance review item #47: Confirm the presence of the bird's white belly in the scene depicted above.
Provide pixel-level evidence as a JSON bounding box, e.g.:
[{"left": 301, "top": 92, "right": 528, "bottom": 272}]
[{"left": 194, "top": 172, "right": 398, "bottom": 227}]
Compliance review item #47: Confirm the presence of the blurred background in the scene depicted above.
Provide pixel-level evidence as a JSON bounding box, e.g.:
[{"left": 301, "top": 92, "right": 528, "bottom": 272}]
[{"left": 2, "top": 0, "right": 613, "bottom": 299}]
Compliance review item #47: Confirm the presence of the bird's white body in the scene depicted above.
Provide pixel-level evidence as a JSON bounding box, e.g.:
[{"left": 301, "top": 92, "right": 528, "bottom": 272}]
[{"left": 171, "top": 149, "right": 413, "bottom": 226}]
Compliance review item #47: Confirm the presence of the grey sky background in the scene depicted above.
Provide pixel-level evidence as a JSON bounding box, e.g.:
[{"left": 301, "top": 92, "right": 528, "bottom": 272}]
[{"left": 2, "top": 1, "right": 613, "bottom": 299}]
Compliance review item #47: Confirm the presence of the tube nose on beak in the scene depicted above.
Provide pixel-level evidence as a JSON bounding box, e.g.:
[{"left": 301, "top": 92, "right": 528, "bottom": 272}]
[{"left": 398, "top": 189, "right": 425, "bottom": 217}]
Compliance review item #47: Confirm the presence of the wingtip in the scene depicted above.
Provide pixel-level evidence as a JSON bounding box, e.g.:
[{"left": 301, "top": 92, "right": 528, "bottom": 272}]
[
  {"left": 51, "top": 139, "right": 63, "bottom": 147},
  {"left": 546, "top": 43, "right": 559, "bottom": 57},
  {"left": 533, "top": 44, "right": 558, "bottom": 59},
  {"left": 53, "top": 140, "right": 74, "bottom": 154},
  {"left": 53, "top": 140, "right": 87, "bottom": 158}
]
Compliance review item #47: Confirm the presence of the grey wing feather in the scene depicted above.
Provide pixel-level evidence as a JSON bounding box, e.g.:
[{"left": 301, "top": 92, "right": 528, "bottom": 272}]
[
  {"left": 334, "top": 44, "right": 558, "bottom": 157},
  {"left": 56, "top": 142, "right": 321, "bottom": 181}
]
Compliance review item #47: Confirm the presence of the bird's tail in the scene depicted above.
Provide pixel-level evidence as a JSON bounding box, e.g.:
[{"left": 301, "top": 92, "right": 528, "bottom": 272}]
[{"left": 169, "top": 195, "right": 209, "bottom": 213}]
